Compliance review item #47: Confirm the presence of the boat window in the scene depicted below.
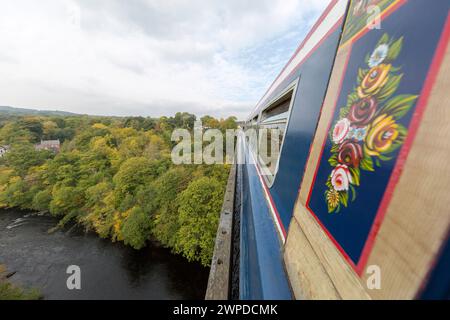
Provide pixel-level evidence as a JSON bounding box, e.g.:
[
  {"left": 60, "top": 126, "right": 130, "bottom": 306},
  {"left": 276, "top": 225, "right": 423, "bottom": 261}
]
[
  {"left": 257, "top": 82, "right": 297, "bottom": 187},
  {"left": 246, "top": 115, "right": 259, "bottom": 151}
]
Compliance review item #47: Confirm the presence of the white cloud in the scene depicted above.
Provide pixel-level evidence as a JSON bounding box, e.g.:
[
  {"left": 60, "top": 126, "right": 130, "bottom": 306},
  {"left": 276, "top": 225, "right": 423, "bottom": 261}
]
[{"left": 0, "top": 0, "right": 331, "bottom": 119}]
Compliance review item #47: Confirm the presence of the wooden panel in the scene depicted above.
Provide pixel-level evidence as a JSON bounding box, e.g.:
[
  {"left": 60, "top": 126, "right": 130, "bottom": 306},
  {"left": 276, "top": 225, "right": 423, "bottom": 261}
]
[
  {"left": 363, "top": 42, "right": 450, "bottom": 300},
  {"left": 284, "top": 218, "right": 340, "bottom": 300},
  {"left": 205, "top": 165, "right": 236, "bottom": 300},
  {"left": 286, "top": 206, "right": 371, "bottom": 300}
]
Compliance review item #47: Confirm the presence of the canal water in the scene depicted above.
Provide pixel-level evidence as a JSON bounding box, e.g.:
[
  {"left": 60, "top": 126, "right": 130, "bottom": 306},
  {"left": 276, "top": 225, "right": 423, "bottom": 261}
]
[{"left": 0, "top": 209, "right": 209, "bottom": 300}]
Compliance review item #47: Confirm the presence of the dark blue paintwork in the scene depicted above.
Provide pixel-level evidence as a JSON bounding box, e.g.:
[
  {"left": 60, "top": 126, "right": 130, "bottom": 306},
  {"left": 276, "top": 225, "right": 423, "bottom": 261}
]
[
  {"left": 308, "top": 0, "right": 450, "bottom": 265},
  {"left": 421, "top": 236, "right": 450, "bottom": 300},
  {"left": 239, "top": 141, "right": 292, "bottom": 300},
  {"left": 239, "top": 21, "right": 345, "bottom": 299},
  {"left": 248, "top": 21, "right": 345, "bottom": 231},
  {"left": 270, "top": 25, "right": 344, "bottom": 230}
]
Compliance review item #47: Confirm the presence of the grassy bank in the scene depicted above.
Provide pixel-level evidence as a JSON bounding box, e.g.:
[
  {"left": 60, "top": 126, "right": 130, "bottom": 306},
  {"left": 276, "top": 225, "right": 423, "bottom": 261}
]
[{"left": 0, "top": 265, "right": 41, "bottom": 300}]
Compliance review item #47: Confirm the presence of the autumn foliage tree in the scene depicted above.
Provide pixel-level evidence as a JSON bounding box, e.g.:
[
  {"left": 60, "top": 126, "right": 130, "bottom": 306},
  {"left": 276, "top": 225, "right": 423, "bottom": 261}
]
[{"left": 0, "top": 113, "right": 236, "bottom": 266}]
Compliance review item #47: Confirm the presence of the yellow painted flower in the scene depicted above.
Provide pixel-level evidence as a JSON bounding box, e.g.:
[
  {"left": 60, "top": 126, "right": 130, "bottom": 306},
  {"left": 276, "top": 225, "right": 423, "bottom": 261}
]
[
  {"left": 357, "top": 64, "right": 391, "bottom": 98},
  {"left": 327, "top": 189, "right": 340, "bottom": 210},
  {"left": 365, "top": 114, "right": 399, "bottom": 156}
]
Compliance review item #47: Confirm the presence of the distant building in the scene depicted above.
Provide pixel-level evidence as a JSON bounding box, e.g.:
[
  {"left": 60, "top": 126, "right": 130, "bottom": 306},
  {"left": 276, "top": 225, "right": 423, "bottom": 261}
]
[
  {"left": 35, "top": 140, "right": 60, "bottom": 153},
  {"left": 0, "top": 145, "right": 10, "bottom": 157}
]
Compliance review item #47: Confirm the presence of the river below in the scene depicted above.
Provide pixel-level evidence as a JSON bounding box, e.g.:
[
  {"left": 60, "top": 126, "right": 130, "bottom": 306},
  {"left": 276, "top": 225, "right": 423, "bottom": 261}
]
[{"left": 0, "top": 209, "right": 209, "bottom": 300}]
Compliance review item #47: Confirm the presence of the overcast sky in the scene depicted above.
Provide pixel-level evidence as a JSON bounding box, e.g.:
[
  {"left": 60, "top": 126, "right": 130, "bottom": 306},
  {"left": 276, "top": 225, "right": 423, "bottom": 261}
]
[{"left": 0, "top": 0, "right": 330, "bottom": 119}]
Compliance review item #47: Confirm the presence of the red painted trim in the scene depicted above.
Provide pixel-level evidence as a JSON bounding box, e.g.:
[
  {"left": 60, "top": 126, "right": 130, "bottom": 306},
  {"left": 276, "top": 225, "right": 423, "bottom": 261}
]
[
  {"left": 255, "top": 160, "right": 288, "bottom": 239},
  {"left": 305, "top": 10, "right": 450, "bottom": 276},
  {"left": 252, "top": 0, "right": 342, "bottom": 115},
  {"left": 245, "top": 139, "right": 287, "bottom": 241},
  {"left": 357, "top": 10, "right": 450, "bottom": 275}
]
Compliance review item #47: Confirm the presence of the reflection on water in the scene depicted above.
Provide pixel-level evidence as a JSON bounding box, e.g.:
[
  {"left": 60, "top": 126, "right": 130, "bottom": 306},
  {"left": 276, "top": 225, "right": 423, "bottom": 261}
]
[{"left": 0, "top": 209, "right": 209, "bottom": 300}]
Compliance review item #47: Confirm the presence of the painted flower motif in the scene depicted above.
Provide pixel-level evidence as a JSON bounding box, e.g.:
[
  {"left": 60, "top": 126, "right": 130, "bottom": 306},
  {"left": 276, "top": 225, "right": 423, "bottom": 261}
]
[
  {"left": 326, "top": 189, "right": 340, "bottom": 210},
  {"left": 338, "top": 141, "right": 363, "bottom": 168},
  {"left": 332, "top": 118, "right": 351, "bottom": 144},
  {"left": 348, "top": 97, "right": 378, "bottom": 127},
  {"left": 331, "top": 164, "right": 353, "bottom": 192},
  {"left": 368, "top": 44, "right": 389, "bottom": 67},
  {"left": 357, "top": 64, "right": 391, "bottom": 98},
  {"left": 353, "top": 127, "right": 368, "bottom": 141},
  {"left": 365, "top": 114, "right": 399, "bottom": 156},
  {"left": 324, "top": 34, "right": 415, "bottom": 214},
  {"left": 346, "top": 127, "right": 368, "bottom": 141}
]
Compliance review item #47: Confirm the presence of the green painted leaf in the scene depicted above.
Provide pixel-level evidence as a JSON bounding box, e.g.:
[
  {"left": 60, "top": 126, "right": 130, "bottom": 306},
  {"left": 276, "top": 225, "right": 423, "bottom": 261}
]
[
  {"left": 346, "top": 91, "right": 360, "bottom": 108},
  {"left": 396, "top": 123, "right": 408, "bottom": 138},
  {"left": 377, "top": 33, "right": 390, "bottom": 47},
  {"left": 387, "top": 37, "right": 404, "bottom": 61},
  {"left": 380, "top": 94, "right": 418, "bottom": 119},
  {"left": 378, "top": 154, "right": 393, "bottom": 162},
  {"left": 360, "top": 154, "right": 375, "bottom": 172},
  {"left": 328, "top": 154, "right": 339, "bottom": 167},
  {"left": 375, "top": 158, "right": 381, "bottom": 167},
  {"left": 377, "top": 74, "right": 403, "bottom": 101},
  {"left": 326, "top": 177, "right": 333, "bottom": 189},
  {"left": 349, "top": 184, "right": 357, "bottom": 202},
  {"left": 331, "top": 144, "right": 340, "bottom": 153},
  {"left": 349, "top": 166, "right": 360, "bottom": 186},
  {"left": 340, "top": 191, "right": 349, "bottom": 208},
  {"left": 340, "top": 107, "right": 350, "bottom": 118}
]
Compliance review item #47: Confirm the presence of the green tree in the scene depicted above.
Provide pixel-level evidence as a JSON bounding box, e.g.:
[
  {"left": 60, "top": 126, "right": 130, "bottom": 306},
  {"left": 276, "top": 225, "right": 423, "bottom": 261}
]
[
  {"left": 0, "top": 113, "right": 233, "bottom": 265},
  {"left": 121, "top": 206, "right": 153, "bottom": 249},
  {"left": 4, "top": 144, "right": 52, "bottom": 175},
  {"left": 0, "top": 176, "right": 30, "bottom": 208},
  {"left": 32, "top": 189, "right": 52, "bottom": 212},
  {"left": 175, "top": 177, "right": 224, "bottom": 266},
  {"left": 49, "top": 186, "right": 84, "bottom": 217},
  {"left": 152, "top": 167, "right": 192, "bottom": 248}
]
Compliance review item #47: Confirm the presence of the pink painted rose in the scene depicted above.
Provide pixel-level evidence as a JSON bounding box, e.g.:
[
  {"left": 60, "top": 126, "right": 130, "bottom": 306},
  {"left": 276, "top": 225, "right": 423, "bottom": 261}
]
[
  {"left": 332, "top": 118, "right": 350, "bottom": 144},
  {"left": 331, "top": 164, "right": 353, "bottom": 192}
]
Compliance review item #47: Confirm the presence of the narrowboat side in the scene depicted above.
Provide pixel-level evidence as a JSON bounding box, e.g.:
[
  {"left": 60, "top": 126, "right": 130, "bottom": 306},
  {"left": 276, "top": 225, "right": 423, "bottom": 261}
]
[
  {"left": 239, "top": 0, "right": 349, "bottom": 299},
  {"left": 208, "top": 0, "right": 450, "bottom": 300}
]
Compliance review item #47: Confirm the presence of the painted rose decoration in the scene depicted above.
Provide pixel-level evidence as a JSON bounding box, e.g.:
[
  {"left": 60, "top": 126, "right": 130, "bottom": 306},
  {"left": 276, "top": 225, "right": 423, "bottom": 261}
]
[{"left": 325, "top": 34, "right": 418, "bottom": 213}]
